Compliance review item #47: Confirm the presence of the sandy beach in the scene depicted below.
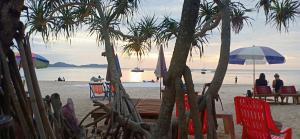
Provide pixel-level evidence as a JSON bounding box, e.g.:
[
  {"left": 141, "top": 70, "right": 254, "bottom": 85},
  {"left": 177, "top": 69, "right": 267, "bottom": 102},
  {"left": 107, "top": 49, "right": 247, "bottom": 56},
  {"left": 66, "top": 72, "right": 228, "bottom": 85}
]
[{"left": 38, "top": 81, "right": 300, "bottom": 138}]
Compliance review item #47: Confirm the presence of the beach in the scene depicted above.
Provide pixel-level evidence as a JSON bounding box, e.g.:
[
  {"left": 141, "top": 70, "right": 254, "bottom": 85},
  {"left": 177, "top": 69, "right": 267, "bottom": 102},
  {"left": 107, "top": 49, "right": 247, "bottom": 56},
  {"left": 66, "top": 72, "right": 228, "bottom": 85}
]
[{"left": 38, "top": 81, "right": 300, "bottom": 138}]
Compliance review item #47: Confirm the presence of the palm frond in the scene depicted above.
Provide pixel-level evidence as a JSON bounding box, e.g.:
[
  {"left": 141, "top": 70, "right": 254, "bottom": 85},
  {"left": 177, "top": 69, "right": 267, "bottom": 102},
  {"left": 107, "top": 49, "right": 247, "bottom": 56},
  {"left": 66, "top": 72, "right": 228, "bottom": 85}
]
[
  {"left": 231, "top": 8, "right": 252, "bottom": 33},
  {"left": 156, "top": 16, "right": 179, "bottom": 46},
  {"left": 256, "top": 0, "right": 273, "bottom": 19},
  {"left": 268, "top": 0, "right": 300, "bottom": 32},
  {"left": 26, "top": 0, "right": 53, "bottom": 41}
]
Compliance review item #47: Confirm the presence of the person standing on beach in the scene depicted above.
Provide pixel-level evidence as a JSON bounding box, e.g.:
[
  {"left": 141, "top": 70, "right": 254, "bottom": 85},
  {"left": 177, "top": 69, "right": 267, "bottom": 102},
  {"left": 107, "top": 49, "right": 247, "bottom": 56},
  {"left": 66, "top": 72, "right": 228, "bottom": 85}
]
[
  {"left": 235, "top": 76, "right": 238, "bottom": 84},
  {"left": 272, "top": 73, "right": 283, "bottom": 93}
]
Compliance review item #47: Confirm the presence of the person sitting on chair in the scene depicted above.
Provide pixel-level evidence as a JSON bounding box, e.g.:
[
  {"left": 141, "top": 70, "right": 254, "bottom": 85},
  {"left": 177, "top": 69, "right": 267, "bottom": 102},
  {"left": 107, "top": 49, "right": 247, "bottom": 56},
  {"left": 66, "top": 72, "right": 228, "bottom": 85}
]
[
  {"left": 58, "top": 77, "right": 63, "bottom": 81},
  {"left": 272, "top": 73, "right": 283, "bottom": 93},
  {"left": 255, "top": 73, "right": 268, "bottom": 86}
]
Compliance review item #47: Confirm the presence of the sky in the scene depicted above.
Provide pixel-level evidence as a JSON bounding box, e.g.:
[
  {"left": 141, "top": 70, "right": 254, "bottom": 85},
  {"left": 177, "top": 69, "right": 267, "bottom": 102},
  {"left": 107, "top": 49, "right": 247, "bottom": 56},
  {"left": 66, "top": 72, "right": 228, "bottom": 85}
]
[{"left": 27, "top": 0, "right": 300, "bottom": 70}]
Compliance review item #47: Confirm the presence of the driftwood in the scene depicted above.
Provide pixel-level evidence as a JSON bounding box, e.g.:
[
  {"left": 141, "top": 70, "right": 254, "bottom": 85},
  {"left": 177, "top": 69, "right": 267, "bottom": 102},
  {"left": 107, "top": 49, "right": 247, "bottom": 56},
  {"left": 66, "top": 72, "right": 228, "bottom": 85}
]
[{"left": 80, "top": 101, "right": 152, "bottom": 139}]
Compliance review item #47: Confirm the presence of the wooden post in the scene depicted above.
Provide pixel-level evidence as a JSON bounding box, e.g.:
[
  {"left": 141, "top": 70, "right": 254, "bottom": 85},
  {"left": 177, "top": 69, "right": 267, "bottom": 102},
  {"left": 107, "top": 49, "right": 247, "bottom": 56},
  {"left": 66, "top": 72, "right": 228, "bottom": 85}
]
[
  {"left": 7, "top": 49, "right": 37, "bottom": 138},
  {"left": 24, "top": 35, "right": 56, "bottom": 139},
  {"left": 16, "top": 38, "right": 47, "bottom": 138}
]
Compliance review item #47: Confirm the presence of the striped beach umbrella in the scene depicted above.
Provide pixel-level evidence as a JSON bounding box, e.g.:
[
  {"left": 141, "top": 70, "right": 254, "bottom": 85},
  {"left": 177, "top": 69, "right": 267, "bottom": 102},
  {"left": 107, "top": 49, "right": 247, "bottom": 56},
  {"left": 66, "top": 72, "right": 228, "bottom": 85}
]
[
  {"left": 229, "top": 45, "right": 285, "bottom": 86},
  {"left": 15, "top": 53, "right": 49, "bottom": 69}
]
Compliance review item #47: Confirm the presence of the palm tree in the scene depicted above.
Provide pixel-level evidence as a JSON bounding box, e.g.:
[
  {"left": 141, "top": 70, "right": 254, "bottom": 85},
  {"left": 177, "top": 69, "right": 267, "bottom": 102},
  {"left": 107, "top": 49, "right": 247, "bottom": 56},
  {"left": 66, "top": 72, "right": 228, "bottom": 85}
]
[{"left": 122, "top": 16, "right": 157, "bottom": 69}]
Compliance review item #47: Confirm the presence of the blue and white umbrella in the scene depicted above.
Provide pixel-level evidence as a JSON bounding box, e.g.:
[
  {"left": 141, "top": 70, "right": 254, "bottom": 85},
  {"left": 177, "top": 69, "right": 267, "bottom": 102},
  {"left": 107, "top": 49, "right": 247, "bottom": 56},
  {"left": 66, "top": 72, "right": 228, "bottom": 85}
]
[{"left": 229, "top": 45, "right": 285, "bottom": 86}]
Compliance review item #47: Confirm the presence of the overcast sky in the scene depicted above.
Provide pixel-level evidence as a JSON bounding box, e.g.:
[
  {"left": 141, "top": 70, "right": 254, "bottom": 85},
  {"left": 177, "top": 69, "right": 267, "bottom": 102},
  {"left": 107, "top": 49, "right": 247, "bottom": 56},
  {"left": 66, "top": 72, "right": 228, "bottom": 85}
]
[{"left": 27, "top": 0, "right": 300, "bottom": 70}]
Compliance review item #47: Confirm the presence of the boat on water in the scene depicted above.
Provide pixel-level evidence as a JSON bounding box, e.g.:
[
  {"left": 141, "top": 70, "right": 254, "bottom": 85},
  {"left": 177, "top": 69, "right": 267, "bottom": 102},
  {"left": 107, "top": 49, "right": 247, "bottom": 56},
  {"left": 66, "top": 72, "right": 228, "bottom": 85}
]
[
  {"left": 201, "top": 68, "right": 208, "bottom": 71},
  {"left": 201, "top": 68, "right": 207, "bottom": 74},
  {"left": 131, "top": 67, "right": 144, "bottom": 72}
]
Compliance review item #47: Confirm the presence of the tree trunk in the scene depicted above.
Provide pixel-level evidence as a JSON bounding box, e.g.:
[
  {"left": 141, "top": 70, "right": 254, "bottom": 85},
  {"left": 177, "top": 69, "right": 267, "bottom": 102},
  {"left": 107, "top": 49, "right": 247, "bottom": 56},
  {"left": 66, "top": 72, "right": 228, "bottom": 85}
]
[
  {"left": 154, "top": 0, "right": 201, "bottom": 138},
  {"left": 95, "top": 1, "right": 142, "bottom": 124},
  {"left": 175, "top": 78, "right": 187, "bottom": 139},
  {"left": 204, "top": 0, "right": 231, "bottom": 138},
  {"left": 0, "top": 0, "right": 24, "bottom": 47},
  {"left": 183, "top": 66, "right": 203, "bottom": 138}
]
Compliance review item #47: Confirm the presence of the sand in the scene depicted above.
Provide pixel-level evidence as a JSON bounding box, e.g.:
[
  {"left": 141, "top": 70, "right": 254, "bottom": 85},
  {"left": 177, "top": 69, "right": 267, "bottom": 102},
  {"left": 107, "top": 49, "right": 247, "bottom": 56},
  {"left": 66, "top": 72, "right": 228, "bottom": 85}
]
[{"left": 38, "top": 81, "right": 300, "bottom": 138}]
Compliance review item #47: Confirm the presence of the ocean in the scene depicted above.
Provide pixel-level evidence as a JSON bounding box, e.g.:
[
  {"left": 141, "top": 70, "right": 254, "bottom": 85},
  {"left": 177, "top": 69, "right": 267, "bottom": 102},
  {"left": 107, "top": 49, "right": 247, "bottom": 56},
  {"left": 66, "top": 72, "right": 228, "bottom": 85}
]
[{"left": 29, "top": 67, "right": 300, "bottom": 87}]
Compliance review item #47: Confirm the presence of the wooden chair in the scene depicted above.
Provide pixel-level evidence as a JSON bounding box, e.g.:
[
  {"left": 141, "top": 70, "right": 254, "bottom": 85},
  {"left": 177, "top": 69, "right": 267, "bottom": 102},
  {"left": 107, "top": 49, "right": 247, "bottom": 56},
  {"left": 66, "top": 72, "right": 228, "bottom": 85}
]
[
  {"left": 234, "top": 96, "right": 292, "bottom": 139},
  {"left": 89, "top": 82, "right": 108, "bottom": 99},
  {"left": 279, "top": 86, "right": 300, "bottom": 104},
  {"left": 254, "top": 86, "right": 278, "bottom": 103}
]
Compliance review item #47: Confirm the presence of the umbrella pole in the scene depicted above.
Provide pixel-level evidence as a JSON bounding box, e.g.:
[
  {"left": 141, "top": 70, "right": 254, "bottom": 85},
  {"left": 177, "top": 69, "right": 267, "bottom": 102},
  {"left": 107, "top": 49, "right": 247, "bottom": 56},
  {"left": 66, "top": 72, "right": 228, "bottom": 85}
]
[
  {"left": 253, "top": 59, "right": 255, "bottom": 90},
  {"left": 160, "top": 78, "right": 162, "bottom": 99}
]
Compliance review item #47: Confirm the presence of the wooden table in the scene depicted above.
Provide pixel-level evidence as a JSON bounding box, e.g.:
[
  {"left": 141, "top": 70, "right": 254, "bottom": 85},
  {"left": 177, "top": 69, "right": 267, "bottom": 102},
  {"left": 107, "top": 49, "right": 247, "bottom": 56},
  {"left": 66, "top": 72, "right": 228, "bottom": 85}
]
[{"left": 91, "top": 99, "right": 162, "bottom": 120}]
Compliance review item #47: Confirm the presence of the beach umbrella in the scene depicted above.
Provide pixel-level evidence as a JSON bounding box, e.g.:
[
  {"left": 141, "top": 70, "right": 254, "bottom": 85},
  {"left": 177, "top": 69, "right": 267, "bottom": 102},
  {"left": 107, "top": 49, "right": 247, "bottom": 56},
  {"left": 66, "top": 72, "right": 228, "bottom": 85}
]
[
  {"left": 229, "top": 45, "right": 285, "bottom": 86},
  {"left": 106, "top": 54, "right": 122, "bottom": 81},
  {"left": 154, "top": 45, "right": 167, "bottom": 99},
  {"left": 15, "top": 52, "right": 49, "bottom": 69}
]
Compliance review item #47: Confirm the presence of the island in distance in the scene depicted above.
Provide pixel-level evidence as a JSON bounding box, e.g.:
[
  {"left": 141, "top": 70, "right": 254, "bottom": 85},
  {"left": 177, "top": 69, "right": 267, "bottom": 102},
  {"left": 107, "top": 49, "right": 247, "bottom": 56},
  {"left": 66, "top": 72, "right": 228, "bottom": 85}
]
[{"left": 48, "top": 62, "right": 108, "bottom": 68}]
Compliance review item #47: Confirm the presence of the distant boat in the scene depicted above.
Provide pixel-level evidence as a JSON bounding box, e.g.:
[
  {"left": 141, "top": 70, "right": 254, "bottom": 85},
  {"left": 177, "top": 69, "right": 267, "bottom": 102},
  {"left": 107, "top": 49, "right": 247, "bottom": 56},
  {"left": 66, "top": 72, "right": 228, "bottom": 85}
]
[
  {"left": 201, "top": 68, "right": 208, "bottom": 71},
  {"left": 131, "top": 67, "right": 144, "bottom": 72},
  {"left": 201, "top": 68, "right": 207, "bottom": 74}
]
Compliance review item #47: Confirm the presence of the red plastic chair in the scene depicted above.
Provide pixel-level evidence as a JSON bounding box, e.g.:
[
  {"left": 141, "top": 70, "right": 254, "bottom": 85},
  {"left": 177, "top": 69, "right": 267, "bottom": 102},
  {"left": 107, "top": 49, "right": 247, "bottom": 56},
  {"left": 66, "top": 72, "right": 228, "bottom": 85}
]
[
  {"left": 254, "top": 86, "right": 278, "bottom": 102},
  {"left": 254, "top": 86, "right": 273, "bottom": 94},
  {"left": 234, "top": 96, "right": 292, "bottom": 139},
  {"left": 175, "top": 95, "right": 207, "bottom": 136},
  {"left": 280, "top": 86, "right": 297, "bottom": 94},
  {"left": 279, "top": 86, "right": 298, "bottom": 103}
]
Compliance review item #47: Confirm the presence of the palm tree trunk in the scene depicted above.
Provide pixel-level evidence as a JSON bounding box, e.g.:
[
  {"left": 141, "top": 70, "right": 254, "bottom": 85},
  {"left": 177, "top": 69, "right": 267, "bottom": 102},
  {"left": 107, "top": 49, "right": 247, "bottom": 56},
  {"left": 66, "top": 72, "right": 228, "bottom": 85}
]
[
  {"left": 0, "top": 43, "right": 31, "bottom": 139},
  {"left": 204, "top": 0, "right": 231, "bottom": 138},
  {"left": 175, "top": 78, "right": 188, "bottom": 139},
  {"left": 95, "top": 1, "right": 142, "bottom": 124},
  {"left": 24, "top": 35, "right": 56, "bottom": 139},
  {"left": 154, "top": 0, "right": 201, "bottom": 138},
  {"left": 16, "top": 38, "right": 47, "bottom": 139}
]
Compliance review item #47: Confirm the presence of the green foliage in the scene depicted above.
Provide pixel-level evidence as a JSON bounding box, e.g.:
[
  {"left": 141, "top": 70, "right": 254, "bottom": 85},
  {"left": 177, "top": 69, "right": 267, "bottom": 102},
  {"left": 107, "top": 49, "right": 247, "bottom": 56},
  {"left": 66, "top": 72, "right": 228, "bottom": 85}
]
[
  {"left": 122, "top": 16, "right": 157, "bottom": 60},
  {"left": 26, "top": 0, "right": 52, "bottom": 41},
  {"left": 24, "top": 0, "right": 299, "bottom": 56},
  {"left": 256, "top": 0, "right": 300, "bottom": 32},
  {"left": 268, "top": 0, "right": 300, "bottom": 32}
]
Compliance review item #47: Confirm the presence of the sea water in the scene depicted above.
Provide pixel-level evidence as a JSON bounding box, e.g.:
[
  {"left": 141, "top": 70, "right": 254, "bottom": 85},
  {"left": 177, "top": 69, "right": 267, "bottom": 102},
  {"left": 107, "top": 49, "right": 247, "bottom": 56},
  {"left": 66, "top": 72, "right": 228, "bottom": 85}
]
[{"left": 29, "top": 67, "right": 300, "bottom": 87}]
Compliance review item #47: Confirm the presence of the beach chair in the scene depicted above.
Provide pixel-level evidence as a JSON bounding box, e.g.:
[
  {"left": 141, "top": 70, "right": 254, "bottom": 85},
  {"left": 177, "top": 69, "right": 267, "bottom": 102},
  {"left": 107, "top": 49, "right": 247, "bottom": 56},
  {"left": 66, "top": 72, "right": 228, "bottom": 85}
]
[
  {"left": 174, "top": 95, "right": 235, "bottom": 139},
  {"left": 175, "top": 95, "right": 208, "bottom": 136},
  {"left": 254, "top": 86, "right": 278, "bottom": 103},
  {"left": 89, "top": 82, "right": 108, "bottom": 99},
  {"left": 279, "top": 86, "right": 300, "bottom": 104},
  {"left": 234, "top": 96, "right": 292, "bottom": 139}
]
